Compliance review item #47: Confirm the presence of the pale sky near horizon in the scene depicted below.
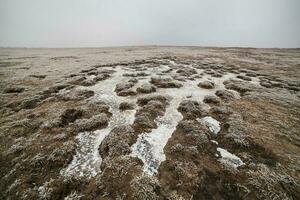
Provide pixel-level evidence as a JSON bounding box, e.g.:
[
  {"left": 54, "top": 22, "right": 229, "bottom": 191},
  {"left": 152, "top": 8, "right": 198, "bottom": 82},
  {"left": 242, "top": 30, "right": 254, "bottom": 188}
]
[{"left": 0, "top": 0, "right": 299, "bottom": 48}]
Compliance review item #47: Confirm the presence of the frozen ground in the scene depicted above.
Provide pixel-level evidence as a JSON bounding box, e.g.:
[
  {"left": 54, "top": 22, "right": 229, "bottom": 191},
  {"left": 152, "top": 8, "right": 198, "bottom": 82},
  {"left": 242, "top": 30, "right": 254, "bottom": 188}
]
[
  {"left": 0, "top": 47, "right": 299, "bottom": 200},
  {"left": 61, "top": 66, "right": 137, "bottom": 178},
  {"left": 63, "top": 60, "right": 248, "bottom": 177}
]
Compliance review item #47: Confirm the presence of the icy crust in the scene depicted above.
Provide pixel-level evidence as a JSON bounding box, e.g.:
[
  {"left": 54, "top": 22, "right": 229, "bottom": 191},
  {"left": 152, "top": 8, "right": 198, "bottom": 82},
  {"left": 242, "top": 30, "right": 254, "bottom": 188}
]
[
  {"left": 130, "top": 70, "right": 231, "bottom": 175},
  {"left": 131, "top": 97, "right": 183, "bottom": 175},
  {"left": 61, "top": 65, "right": 171, "bottom": 178},
  {"left": 61, "top": 67, "right": 136, "bottom": 178},
  {"left": 63, "top": 62, "right": 251, "bottom": 177},
  {"left": 61, "top": 132, "right": 100, "bottom": 177},
  {"left": 198, "top": 116, "right": 221, "bottom": 135},
  {"left": 130, "top": 64, "right": 245, "bottom": 175},
  {"left": 217, "top": 147, "right": 244, "bottom": 169}
]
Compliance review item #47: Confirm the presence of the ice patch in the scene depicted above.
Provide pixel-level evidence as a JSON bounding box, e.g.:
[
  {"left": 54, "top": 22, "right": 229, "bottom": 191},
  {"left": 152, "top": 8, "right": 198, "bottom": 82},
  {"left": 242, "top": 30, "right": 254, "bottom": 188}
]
[
  {"left": 61, "top": 132, "right": 100, "bottom": 177},
  {"left": 131, "top": 98, "right": 183, "bottom": 175},
  {"left": 63, "top": 62, "right": 241, "bottom": 178},
  {"left": 211, "top": 140, "right": 219, "bottom": 145},
  {"left": 61, "top": 66, "right": 136, "bottom": 178},
  {"left": 130, "top": 62, "right": 239, "bottom": 176},
  {"left": 197, "top": 116, "right": 221, "bottom": 135},
  {"left": 217, "top": 147, "right": 244, "bottom": 169}
]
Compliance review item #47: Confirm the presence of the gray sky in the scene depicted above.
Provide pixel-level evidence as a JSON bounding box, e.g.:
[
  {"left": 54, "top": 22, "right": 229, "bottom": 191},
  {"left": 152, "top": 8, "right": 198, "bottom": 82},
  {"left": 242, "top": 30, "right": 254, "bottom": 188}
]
[{"left": 0, "top": 0, "right": 299, "bottom": 48}]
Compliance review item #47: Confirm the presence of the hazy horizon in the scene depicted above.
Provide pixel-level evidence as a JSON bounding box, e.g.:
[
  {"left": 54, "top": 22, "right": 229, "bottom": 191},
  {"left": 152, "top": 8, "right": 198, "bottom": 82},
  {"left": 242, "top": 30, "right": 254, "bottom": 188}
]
[{"left": 1, "top": 0, "right": 300, "bottom": 48}]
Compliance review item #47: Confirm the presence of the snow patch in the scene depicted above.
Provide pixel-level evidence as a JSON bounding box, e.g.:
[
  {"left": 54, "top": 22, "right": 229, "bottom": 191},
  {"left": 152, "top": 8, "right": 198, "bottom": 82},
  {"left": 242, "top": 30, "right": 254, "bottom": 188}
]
[
  {"left": 63, "top": 62, "right": 240, "bottom": 178},
  {"left": 198, "top": 116, "right": 221, "bottom": 134},
  {"left": 131, "top": 98, "right": 183, "bottom": 175},
  {"left": 217, "top": 147, "right": 244, "bottom": 169},
  {"left": 130, "top": 62, "right": 238, "bottom": 176},
  {"left": 211, "top": 140, "right": 219, "bottom": 145},
  {"left": 61, "top": 66, "right": 136, "bottom": 178}
]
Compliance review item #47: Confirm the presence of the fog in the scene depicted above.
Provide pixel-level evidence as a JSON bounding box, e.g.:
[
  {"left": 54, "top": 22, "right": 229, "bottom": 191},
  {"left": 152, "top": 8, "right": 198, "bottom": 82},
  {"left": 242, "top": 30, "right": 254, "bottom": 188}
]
[{"left": 0, "top": 0, "right": 299, "bottom": 48}]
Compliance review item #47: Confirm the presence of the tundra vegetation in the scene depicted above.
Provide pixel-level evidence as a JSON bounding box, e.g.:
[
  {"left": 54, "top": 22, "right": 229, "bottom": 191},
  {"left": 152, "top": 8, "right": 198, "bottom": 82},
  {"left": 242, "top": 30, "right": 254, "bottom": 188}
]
[{"left": 0, "top": 47, "right": 299, "bottom": 200}]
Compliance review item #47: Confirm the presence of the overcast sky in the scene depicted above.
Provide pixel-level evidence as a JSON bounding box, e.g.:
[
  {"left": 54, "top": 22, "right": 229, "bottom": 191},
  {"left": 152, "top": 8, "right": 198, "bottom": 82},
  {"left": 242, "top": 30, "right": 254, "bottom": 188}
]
[{"left": 0, "top": 0, "right": 299, "bottom": 48}]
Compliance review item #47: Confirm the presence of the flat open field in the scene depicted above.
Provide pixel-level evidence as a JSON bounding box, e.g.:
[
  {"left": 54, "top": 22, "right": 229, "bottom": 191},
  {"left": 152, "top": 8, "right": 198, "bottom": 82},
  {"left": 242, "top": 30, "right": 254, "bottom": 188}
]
[{"left": 0, "top": 47, "right": 300, "bottom": 199}]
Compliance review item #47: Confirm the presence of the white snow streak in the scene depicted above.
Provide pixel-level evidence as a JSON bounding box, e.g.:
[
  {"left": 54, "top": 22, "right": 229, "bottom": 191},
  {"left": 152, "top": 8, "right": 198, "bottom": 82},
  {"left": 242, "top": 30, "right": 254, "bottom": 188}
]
[
  {"left": 198, "top": 116, "right": 221, "bottom": 135},
  {"left": 61, "top": 67, "right": 136, "bottom": 178},
  {"left": 217, "top": 147, "right": 244, "bottom": 169},
  {"left": 131, "top": 97, "right": 183, "bottom": 175},
  {"left": 62, "top": 61, "right": 244, "bottom": 178}
]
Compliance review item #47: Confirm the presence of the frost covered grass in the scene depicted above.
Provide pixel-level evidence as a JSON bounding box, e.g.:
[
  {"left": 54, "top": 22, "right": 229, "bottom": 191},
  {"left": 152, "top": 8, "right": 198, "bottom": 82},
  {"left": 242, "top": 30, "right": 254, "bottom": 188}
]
[
  {"left": 130, "top": 65, "right": 237, "bottom": 175},
  {"left": 62, "top": 67, "right": 136, "bottom": 178},
  {"left": 131, "top": 98, "right": 183, "bottom": 175},
  {"left": 63, "top": 62, "right": 246, "bottom": 177},
  {"left": 37, "top": 179, "right": 55, "bottom": 200},
  {"left": 130, "top": 76, "right": 209, "bottom": 175}
]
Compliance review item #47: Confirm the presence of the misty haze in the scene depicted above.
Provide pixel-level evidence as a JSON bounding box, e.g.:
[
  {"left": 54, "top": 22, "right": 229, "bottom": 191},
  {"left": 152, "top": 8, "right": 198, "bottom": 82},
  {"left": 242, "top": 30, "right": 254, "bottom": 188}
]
[
  {"left": 0, "top": 1, "right": 300, "bottom": 200},
  {"left": 1, "top": 0, "right": 300, "bottom": 48}
]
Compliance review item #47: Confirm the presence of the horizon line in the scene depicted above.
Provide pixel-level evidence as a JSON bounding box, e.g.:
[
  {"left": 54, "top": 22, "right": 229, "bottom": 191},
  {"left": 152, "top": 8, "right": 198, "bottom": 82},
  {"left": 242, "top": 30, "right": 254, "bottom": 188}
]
[{"left": 0, "top": 45, "right": 299, "bottom": 50}]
